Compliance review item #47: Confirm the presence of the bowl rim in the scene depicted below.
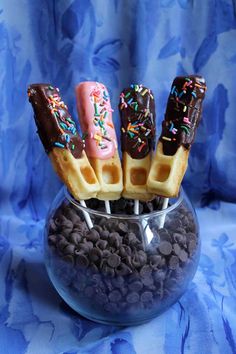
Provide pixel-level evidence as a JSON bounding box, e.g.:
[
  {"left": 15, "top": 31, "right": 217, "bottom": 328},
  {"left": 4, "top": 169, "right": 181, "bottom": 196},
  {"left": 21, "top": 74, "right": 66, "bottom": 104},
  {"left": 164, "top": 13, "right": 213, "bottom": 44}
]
[{"left": 63, "top": 187, "right": 184, "bottom": 220}]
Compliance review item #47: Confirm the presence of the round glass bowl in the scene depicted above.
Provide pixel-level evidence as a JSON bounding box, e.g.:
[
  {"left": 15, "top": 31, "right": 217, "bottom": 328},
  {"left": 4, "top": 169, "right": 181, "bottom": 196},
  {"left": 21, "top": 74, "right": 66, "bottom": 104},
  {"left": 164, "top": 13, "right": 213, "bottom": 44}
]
[{"left": 44, "top": 187, "right": 200, "bottom": 326}]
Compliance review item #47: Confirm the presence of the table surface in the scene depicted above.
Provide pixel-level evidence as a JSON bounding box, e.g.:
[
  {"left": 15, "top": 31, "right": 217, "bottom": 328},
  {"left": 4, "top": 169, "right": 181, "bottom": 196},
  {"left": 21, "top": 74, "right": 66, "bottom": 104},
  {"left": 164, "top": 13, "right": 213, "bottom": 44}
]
[{"left": 0, "top": 201, "right": 236, "bottom": 354}]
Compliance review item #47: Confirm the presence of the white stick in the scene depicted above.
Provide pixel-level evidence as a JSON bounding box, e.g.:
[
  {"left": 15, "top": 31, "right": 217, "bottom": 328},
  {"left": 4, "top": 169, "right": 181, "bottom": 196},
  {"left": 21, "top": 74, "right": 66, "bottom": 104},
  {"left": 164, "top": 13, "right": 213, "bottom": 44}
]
[
  {"left": 159, "top": 198, "right": 169, "bottom": 229},
  {"left": 105, "top": 200, "right": 111, "bottom": 214},
  {"left": 134, "top": 199, "right": 139, "bottom": 215},
  {"left": 80, "top": 200, "right": 93, "bottom": 229}
]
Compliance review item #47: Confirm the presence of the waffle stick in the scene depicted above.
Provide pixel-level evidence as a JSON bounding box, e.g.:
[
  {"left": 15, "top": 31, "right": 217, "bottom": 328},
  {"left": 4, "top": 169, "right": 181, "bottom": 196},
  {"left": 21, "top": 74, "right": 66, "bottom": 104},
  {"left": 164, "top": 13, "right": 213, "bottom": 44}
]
[
  {"left": 28, "top": 84, "right": 100, "bottom": 228},
  {"left": 119, "top": 84, "right": 156, "bottom": 207},
  {"left": 76, "top": 82, "right": 123, "bottom": 209},
  {"left": 147, "top": 75, "right": 206, "bottom": 228}
]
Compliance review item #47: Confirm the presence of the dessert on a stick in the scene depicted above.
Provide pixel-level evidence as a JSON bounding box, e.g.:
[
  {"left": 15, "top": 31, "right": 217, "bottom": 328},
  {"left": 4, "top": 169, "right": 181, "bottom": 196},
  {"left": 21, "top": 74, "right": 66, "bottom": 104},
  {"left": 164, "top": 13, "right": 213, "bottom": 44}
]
[
  {"left": 27, "top": 84, "right": 100, "bottom": 201},
  {"left": 75, "top": 82, "right": 123, "bottom": 203},
  {"left": 119, "top": 84, "right": 156, "bottom": 202},
  {"left": 147, "top": 75, "right": 207, "bottom": 198}
]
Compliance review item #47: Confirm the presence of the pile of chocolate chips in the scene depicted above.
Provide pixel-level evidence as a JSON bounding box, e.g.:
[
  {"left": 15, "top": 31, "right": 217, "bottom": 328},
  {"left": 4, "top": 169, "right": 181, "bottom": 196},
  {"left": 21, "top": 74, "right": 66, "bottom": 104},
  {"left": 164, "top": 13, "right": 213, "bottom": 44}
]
[{"left": 47, "top": 197, "right": 199, "bottom": 317}]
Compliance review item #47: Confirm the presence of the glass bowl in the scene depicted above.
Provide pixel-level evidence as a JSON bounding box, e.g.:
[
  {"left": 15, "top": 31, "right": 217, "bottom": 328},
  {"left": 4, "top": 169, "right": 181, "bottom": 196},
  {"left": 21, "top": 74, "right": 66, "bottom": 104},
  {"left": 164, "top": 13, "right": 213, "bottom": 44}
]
[{"left": 44, "top": 187, "right": 200, "bottom": 326}]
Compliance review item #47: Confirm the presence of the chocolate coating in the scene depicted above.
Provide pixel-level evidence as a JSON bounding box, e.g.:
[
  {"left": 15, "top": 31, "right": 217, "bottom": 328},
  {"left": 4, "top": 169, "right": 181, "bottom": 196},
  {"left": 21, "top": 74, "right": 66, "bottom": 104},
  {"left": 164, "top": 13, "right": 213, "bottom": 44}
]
[
  {"left": 160, "top": 76, "right": 207, "bottom": 155},
  {"left": 28, "top": 84, "right": 83, "bottom": 158},
  {"left": 119, "top": 84, "right": 156, "bottom": 159}
]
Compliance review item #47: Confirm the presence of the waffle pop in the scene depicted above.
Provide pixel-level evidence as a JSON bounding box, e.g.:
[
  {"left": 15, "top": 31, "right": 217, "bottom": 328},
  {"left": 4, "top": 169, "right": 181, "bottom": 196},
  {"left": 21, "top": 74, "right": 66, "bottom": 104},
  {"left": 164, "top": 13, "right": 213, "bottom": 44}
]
[
  {"left": 76, "top": 82, "right": 123, "bottom": 200},
  {"left": 147, "top": 75, "right": 207, "bottom": 197},
  {"left": 119, "top": 84, "right": 156, "bottom": 201},
  {"left": 28, "top": 84, "right": 100, "bottom": 200}
]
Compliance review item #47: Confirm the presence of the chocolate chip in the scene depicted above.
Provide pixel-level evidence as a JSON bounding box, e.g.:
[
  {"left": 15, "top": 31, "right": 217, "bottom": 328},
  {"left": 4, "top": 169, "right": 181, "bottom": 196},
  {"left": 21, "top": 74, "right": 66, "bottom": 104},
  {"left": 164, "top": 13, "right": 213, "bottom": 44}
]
[
  {"left": 109, "top": 232, "right": 122, "bottom": 247},
  {"left": 63, "top": 244, "right": 76, "bottom": 255},
  {"left": 102, "top": 249, "right": 111, "bottom": 258},
  {"left": 62, "top": 219, "right": 73, "bottom": 229},
  {"left": 93, "top": 225, "right": 103, "bottom": 234},
  {"left": 117, "top": 222, "right": 128, "bottom": 234},
  {"left": 153, "top": 270, "right": 166, "bottom": 282},
  {"left": 169, "top": 255, "right": 179, "bottom": 270},
  {"left": 58, "top": 238, "right": 70, "bottom": 251},
  {"left": 107, "top": 254, "right": 121, "bottom": 268},
  {"left": 159, "top": 232, "right": 172, "bottom": 243},
  {"left": 83, "top": 240, "right": 93, "bottom": 250},
  {"left": 129, "top": 281, "right": 143, "bottom": 292},
  {"left": 102, "top": 264, "right": 115, "bottom": 277},
  {"left": 87, "top": 229, "right": 100, "bottom": 242},
  {"left": 179, "top": 250, "right": 188, "bottom": 262},
  {"left": 188, "top": 240, "right": 197, "bottom": 255},
  {"left": 48, "top": 234, "right": 57, "bottom": 246},
  {"left": 141, "top": 291, "right": 153, "bottom": 302},
  {"left": 75, "top": 253, "right": 89, "bottom": 267},
  {"left": 89, "top": 248, "right": 102, "bottom": 262},
  {"left": 186, "top": 232, "right": 197, "bottom": 242},
  {"left": 111, "top": 276, "right": 124, "bottom": 287},
  {"left": 125, "top": 232, "right": 140, "bottom": 246},
  {"left": 176, "top": 227, "right": 186, "bottom": 235},
  {"left": 70, "top": 232, "right": 82, "bottom": 245},
  {"left": 169, "top": 219, "right": 182, "bottom": 230},
  {"left": 120, "top": 286, "right": 128, "bottom": 296},
  {"left": 126, "top": 292, "right": 139, "bottom": 304},
  {"left": 119, "top": 245, "right": 132, "bottom": 257},
  {"left": 78, "top": 243, "right": 91, "bottom": 253},
  {"left": 159, "top": 241, "right": 172, "bottom": 255},
  {"left": 142, "top": 276, "right": 154, "bottom": 287},
  {"left": 49, "top": 219, "right": 57, "bottom": 232},
  {"left": 116, "top": 263, "right": 132, "bottom": 276},
  {"left": 173, "top": 243, "right": 181, "bottom": 256},
  {"left": 100, "top": 230, "right": 109, "bottom": 239},
  {"left": 173, "top": 233, "right": 186, "bottom": 245},
  {"left": 129, "top": 222, "right": 141, "bottom": 234},
  {"left": 61, "top": 226, "right": 73, "bottom": 238},
  {"left": 108, "top": 290, "right": 122, "bottom": 302},
  {"left": 149, "top": 255, "right": 162, "bottom": 268},
  {"left": 140, "top": 265, "right": 152, "bottom": 278},
  {"left": 96, "top": 239, "right": 108, "bottom": 250},
  {"left": 135, "top": 250, "right": 147, "bottom": 266},
  {"left": 106, "top": 220, "right": 118, "bottom": 232}
]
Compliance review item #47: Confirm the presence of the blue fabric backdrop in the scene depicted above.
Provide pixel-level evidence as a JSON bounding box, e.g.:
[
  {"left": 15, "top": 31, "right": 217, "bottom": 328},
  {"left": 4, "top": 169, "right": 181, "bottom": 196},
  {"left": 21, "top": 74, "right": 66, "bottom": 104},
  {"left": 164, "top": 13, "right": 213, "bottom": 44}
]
[{"left": 0, "top": 1, "right": 236, "bottom": 353}]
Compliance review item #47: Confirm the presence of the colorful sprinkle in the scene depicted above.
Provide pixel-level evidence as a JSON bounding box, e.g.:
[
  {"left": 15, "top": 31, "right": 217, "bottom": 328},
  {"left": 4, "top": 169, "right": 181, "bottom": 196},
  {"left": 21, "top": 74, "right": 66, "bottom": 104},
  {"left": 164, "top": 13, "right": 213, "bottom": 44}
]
[
  {"left": 54, "top": 142, "right": 65, "bottom": 148},
  {"left": 183, "top": 117, "right": 191, "bottom": 124},
  {"left": 141, "top": 88, "right": 148, "bottom": 96},
  {"left": 128, "top": 98, "right": 133, "bottom": 104},
  {"left": 181, "top": 125, "right": 190, "bottom": 134},
  {"left": 65, "top": 134, "right": 70, "bottom": 143},
  {"left": 66, "top": 117, "right": 74, "bottom": 124}
]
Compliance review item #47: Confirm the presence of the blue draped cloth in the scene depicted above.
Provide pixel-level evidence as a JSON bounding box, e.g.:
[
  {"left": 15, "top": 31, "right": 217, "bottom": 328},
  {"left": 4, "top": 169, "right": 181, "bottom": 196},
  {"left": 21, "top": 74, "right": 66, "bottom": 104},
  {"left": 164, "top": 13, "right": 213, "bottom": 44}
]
[{"left": 0, "top": 0, "right": 236, "bottom": 353}]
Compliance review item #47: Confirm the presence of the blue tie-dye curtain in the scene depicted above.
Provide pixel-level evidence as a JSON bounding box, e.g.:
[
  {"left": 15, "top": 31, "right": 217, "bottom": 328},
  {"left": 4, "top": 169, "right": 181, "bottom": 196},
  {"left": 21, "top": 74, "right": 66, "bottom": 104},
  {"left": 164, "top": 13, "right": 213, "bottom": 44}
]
[{"left": 1, "top": 1, "right": 236, "bottom": 353}]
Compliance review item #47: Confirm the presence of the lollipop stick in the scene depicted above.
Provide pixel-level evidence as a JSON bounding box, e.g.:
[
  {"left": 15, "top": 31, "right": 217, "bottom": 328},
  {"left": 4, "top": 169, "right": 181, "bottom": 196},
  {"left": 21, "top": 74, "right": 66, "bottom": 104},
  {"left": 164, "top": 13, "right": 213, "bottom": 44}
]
[
  {"left": 105, "top": 200, "right": 111, "bottom": 214},
  {"left": 159, "top": 198, "right": 169, "bottom": 229},
  {"left": 134, "top": 199, "right": 139, "bottom": 215},
  {"left": 80, "top": 200, "right": 93, "bottom": 229}
]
